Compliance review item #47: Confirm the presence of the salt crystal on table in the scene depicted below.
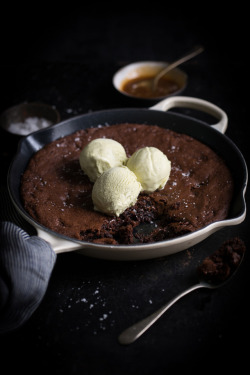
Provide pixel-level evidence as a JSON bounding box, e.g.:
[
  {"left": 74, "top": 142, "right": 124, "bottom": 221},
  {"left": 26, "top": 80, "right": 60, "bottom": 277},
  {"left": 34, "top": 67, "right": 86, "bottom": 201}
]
[{"left": 7, "top": 116, "right": 52, "bottom": 135}]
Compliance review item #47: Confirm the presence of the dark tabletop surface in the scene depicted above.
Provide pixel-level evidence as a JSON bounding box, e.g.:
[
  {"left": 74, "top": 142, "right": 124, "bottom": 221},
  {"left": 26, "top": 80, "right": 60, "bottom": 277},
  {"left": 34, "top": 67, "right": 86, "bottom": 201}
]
[{"left": 0, "top": 5, "right": 249, "bottom": 375}]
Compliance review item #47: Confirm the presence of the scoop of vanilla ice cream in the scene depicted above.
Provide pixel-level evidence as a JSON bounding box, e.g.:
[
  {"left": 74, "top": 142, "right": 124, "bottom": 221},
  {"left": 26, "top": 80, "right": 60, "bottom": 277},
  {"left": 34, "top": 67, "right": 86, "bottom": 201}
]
[
  {"left": 126, "top": 147, "right": 171, "bottom": 193},
  {"left": 79, "top": 138, "right": 128, "bottom": 182},
  {"left": 92, "top": 166, "right": 141, "bottom": 216}
]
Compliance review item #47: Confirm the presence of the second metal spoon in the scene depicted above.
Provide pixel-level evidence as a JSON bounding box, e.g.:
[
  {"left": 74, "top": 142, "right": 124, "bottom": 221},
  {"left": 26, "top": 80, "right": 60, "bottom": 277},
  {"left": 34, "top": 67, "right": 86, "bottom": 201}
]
[
  {"left": 118, "top": 238, "right": 245, "bottom": 345},
  {"left": 134, "top": 45, "right": 204, "bottom": 92}
]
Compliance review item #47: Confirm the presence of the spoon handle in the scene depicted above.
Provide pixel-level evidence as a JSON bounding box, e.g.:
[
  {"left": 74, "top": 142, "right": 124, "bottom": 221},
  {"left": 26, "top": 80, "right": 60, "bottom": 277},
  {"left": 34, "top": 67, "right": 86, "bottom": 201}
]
[
  {"left": 118, "top": 283, "right": 204, "bottom": 345},
  {"left": 153, "top": 45, "right": 204, "bottom": 89}
]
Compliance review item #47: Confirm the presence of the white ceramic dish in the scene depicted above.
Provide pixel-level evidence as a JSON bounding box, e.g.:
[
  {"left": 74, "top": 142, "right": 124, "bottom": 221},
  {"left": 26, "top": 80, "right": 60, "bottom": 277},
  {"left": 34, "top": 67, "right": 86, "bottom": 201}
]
[{"left": 8, "top": 96, "right": 247, "bottom": 260}]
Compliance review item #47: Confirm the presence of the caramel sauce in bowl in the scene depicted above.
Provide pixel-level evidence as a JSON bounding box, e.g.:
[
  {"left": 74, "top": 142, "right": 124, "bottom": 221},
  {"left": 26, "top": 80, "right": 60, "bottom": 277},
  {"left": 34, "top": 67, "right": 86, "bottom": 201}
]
[{"left": 113, "top": 61, "right": 187, "bottom": 100}]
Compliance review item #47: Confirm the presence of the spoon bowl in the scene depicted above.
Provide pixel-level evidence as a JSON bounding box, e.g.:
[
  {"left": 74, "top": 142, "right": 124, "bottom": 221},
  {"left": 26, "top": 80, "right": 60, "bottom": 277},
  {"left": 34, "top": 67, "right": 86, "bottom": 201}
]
[{"left": 118, "top": 237, "right": 246, "bottom": 345}]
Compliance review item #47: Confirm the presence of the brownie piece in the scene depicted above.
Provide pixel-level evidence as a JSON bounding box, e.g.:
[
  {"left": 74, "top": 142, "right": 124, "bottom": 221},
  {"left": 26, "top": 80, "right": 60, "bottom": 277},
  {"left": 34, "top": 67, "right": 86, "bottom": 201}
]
[{"left": 197, "top": 238, "right": 246, "bottom": 283}]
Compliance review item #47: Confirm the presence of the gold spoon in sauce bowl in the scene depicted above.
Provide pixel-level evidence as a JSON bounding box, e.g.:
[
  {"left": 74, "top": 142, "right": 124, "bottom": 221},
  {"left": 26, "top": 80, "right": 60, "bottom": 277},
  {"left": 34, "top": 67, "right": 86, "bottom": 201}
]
[
  {"left": 131, "top": 45, "right": 204, "bottom": 95},
  {"left": 118, "top": 237, "right": 245, "bottom": 345}
]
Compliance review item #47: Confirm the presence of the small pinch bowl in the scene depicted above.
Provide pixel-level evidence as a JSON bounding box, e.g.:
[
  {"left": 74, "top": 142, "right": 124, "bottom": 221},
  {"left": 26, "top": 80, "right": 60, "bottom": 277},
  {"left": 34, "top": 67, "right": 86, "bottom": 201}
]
[
  {"left": 0, "top": 102, "right": 60, "bottom": 136},
  {"left": 112, "top": 61, "right": 188, "bottom": 101}
]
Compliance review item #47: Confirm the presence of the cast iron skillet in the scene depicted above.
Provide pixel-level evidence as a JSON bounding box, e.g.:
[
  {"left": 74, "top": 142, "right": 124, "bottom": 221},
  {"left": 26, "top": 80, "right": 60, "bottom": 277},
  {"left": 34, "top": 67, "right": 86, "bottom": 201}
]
[{"left": 8, "top": 97, "right": 247, "bottom": 260}]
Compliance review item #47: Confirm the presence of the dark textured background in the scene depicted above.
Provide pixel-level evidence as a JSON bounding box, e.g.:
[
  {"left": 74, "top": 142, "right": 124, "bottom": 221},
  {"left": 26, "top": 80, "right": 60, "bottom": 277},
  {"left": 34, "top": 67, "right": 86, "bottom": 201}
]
[{"left": 0, "top": 5, "right": 249, "bottom": 374}]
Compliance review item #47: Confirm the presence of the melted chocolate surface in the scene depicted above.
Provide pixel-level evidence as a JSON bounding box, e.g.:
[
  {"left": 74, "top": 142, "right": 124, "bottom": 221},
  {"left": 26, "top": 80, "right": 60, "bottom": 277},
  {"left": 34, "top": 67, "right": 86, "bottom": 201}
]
[{"left": 21, "top": 123, "right": 233, "bottom": 244}]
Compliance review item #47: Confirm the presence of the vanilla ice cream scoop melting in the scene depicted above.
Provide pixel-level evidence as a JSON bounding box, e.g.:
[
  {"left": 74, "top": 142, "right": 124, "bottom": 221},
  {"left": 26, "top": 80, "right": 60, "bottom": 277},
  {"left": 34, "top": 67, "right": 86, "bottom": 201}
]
[
  {"left": 126, "top": 146, "right": 171, "bottom": 193},
  {"left": 92, "top": 166, "right": 141, "bottom": 217},
  {"left": 79, "top": 138, "right": 127, "bottom": 182}
]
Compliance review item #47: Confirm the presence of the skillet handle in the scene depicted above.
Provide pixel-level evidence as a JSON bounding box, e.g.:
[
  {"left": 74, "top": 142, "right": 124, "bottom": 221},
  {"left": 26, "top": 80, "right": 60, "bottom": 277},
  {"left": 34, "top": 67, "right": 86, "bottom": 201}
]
[
  {"left": 36, "top": 227, "right": 83, "bottom": 254},
  {"left": 150, "top": 96, "right": 228, "bottom": 134}
]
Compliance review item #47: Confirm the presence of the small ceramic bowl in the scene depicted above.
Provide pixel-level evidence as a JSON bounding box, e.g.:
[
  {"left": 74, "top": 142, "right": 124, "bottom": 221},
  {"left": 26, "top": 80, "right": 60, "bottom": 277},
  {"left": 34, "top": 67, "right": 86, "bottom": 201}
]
[
  {"left": 0, "top": 102, "right": 60, "bottom": 136},
  {"left": 113, "top": 61, "right": 188, "bottom": 101}
]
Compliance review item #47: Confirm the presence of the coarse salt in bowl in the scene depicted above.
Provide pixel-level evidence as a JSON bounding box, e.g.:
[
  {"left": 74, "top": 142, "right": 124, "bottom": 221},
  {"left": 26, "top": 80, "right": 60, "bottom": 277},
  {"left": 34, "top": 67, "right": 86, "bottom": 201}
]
[{"left": 0, "top": 102, "right": 60, "bottom": 136}]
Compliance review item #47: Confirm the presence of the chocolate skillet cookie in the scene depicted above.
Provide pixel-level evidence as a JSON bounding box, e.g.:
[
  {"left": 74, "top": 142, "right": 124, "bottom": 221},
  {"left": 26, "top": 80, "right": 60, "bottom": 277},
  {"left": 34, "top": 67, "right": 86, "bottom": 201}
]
[{"left": 21, "top": 123, "right": 234, "bottom": 245}]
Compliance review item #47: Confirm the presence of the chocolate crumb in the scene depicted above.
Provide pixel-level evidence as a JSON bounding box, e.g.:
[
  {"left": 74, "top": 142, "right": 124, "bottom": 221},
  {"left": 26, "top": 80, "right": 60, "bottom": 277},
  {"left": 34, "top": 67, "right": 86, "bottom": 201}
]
[{"left": 197, "top": 238, "right": 246, "bottom": 284}]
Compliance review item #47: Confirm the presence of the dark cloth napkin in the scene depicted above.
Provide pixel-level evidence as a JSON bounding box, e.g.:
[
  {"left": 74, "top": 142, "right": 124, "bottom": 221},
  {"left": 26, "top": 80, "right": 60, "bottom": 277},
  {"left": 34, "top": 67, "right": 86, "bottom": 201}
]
[{"left": 0, "top": 188, "right": 56, "bottom": 334}]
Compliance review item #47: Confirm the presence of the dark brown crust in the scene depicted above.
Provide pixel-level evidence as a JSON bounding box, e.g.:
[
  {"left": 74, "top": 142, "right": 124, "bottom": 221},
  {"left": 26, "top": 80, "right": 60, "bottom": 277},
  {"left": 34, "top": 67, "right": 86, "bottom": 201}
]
[{"left": 21, "top": 123, "right": 234, "bottom": 245}]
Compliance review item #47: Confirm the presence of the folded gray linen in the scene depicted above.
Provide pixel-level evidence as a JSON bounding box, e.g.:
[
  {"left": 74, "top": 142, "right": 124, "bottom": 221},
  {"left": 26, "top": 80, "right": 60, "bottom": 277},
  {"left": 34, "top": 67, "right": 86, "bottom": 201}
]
[
  {"left": 0, "top": 221, "right": 56, "bottom": 334},
  {"left": 0, "top": 188, "right": 56, "bottom": 334}
]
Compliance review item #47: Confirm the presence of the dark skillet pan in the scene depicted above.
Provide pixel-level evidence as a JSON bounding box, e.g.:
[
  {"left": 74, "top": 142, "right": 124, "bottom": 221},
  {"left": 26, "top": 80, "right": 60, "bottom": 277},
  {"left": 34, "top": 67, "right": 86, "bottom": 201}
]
[{"left": 8, "top": 97, "right": 247, "bottom": 260}]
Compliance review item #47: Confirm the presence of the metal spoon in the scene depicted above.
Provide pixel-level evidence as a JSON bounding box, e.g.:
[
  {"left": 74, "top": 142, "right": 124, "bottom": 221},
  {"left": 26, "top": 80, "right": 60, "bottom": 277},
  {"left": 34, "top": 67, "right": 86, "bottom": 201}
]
[
  {"left": 133, "top": 45, "right": 204, "bottom": 93},
  {"left": 118, "top": 239, "right": 245, "bottom": 345}
]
